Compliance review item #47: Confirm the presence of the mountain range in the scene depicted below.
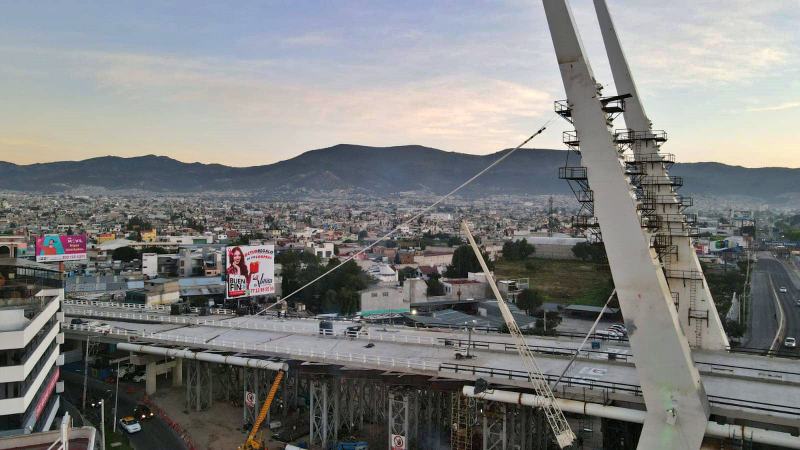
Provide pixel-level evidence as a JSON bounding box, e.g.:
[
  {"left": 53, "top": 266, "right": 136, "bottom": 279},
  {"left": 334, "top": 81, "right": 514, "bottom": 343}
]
[{"left": 1, "top": 144, "right": 797, "bottom": 202}]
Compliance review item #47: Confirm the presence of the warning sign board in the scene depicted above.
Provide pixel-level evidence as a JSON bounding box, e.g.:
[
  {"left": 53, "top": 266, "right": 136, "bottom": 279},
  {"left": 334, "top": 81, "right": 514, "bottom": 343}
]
[
  {"left": 245, "top": 391, "right": 256, "bottom": 408},
  {"left": 391, "top": 434, "right": 406, "bottom": 450}
]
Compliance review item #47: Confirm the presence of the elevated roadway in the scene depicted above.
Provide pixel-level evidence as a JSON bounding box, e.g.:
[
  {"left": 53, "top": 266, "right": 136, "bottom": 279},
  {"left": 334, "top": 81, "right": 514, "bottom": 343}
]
[
  {"left": 63, "top": 301, "right": 800, "bottom": 431},
  {"left": 745, "top": 253, "right": 800, "bottom": 353}
]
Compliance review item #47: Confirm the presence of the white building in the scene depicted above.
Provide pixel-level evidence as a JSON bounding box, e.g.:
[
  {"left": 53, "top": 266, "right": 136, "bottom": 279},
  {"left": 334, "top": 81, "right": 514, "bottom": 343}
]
[{"left": 0, "top": 259, "right": 65, "bottom": 435}]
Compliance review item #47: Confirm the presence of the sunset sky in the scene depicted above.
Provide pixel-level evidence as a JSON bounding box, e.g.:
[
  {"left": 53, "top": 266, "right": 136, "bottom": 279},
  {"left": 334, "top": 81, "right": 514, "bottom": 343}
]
[{"left": 1, "top": 0, "right": 798, "bottom": 167}]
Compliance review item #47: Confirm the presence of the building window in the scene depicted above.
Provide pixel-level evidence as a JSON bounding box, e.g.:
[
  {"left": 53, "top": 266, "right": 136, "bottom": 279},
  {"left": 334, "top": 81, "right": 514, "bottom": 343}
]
[
  {"left": 382, "top": 292, "right": 389, "bottom": 297},
  {"left": 371, "top": 293, "right": 378, "bottom": 297}
]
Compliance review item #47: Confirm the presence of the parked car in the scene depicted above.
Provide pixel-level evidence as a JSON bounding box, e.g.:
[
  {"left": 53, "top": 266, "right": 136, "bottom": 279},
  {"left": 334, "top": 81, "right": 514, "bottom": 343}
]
[
  {"left": 87, "top": 321, "right": 112, "bottom": 333},
  {"left": 784, "top": 337, "right": 797, "bottom": 349},
  {"left": 119, "top": 416, "right": 142, "bottom": 434},
  {"left": 70, "top": 318, "right": 88, "bottom": 326},
  {"left": 779, "top": 287, "right": 788, "bottom": 293},
  {"left": 132, "top": 372, "right": 147, "bottom": 383},
  {"left": 133, "top": 404, "right": 154, "bottom": 421}
]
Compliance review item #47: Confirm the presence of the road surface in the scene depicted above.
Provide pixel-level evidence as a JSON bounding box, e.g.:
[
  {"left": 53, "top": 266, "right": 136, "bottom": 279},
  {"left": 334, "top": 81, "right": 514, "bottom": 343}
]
[
  {"left": 61, "top": 371, "right": 188, "bottom": 450},
  {"left": 744, "top": 253, "right": 799, "bottom": 353}
]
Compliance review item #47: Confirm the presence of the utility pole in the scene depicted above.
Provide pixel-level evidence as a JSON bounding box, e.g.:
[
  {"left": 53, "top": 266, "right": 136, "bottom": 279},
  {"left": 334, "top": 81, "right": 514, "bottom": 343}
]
[
  {"left": 110, "top": 356, "right": 130, "bottom": 433},
  {"left": 82, "top": 336, "right": 91, "bottom": 411},
  {"left": 100, "top": 398, "right": 106, "bottom": 450}
]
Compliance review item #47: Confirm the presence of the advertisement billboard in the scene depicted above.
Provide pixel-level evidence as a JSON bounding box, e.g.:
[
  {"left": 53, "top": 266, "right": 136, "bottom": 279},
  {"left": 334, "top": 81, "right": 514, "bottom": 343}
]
[
  {"left": 35, "top": 234, "right": 87, "bottom": 262},
  {"left": 226, "top": 245, "right": 275, "bottom": 299}
]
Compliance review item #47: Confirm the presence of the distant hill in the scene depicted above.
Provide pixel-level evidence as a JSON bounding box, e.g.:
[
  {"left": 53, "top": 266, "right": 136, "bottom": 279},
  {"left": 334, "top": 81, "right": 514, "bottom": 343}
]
[{"left": 0, "top": 144, "right": 797, "bottom": 202}]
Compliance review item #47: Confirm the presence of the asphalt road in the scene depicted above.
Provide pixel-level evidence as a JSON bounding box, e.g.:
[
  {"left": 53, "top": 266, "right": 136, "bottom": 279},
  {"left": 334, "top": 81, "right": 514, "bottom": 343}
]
[
  {"left": 62, "top": 371, "right": 187, "bottom": 450},
  {"left": 743, "top": 253, "right": 800, "bottom": 353}
]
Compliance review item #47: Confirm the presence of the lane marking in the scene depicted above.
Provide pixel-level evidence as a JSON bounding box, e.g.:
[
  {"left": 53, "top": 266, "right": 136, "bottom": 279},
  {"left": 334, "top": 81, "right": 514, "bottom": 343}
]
[{"left": 768, "top": 274, "right": 787, "bottom": 353}]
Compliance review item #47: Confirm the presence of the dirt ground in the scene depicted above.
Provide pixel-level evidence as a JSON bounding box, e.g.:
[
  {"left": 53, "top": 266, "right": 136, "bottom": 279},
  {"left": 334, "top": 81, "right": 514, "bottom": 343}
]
[{"left": 148, "top": 385, "right": 293, "bottom": 450}]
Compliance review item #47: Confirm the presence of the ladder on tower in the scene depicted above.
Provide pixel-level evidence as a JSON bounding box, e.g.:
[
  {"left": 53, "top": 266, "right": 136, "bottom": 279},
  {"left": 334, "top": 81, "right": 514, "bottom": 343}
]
[{"left": 450, "top": 393, "right": 474, "bottom": 450}]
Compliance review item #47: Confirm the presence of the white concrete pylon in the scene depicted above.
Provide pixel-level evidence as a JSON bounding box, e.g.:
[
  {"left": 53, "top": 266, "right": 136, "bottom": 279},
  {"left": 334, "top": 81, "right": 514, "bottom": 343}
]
[
  {"left": 593, "top": 0, "right": 729, "bottom": 351},
  {"left": 541, "top": 1, "right": 711, "bottom": 449}
]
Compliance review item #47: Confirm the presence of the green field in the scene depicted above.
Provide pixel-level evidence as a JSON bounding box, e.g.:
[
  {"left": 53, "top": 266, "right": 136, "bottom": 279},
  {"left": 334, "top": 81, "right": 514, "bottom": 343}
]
[{"left": 494, "top": 258, "right": 614, "bottom": 306}]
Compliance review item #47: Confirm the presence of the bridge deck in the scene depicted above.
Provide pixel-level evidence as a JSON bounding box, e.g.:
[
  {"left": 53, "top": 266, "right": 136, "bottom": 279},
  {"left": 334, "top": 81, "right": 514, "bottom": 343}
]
[{"left": 64, "top": 303, "right": 800, "bottom": 428}]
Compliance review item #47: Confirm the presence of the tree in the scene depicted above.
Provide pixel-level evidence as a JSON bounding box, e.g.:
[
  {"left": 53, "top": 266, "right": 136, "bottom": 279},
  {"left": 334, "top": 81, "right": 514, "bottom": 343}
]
[
  {"left": 445, "top": 245, "right": 493, "bottom": 278},
  {"left": 357, "top": 230, "right": 369, "bottom": 241},
  {"left": 572, "top": 241, "right": 607, "bottom": 264},
  {"left": 502, "top": 239, "right": 535, "bottom": 261},
  {"left": 111, "top": 246, "right": 139, "bottom": 263},
  {"left": 426, "top": 275, "right": 445, "bottom": 296},
  {"left": 515, "top": 288, "right": 542, "bottom": 315}
]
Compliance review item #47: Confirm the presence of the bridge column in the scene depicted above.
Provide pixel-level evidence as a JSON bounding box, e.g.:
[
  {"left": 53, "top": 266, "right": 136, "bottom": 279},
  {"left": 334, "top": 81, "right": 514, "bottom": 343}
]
[
  {"left": 185, "top": 360, "right": 212, "bottom": 411},
  {"left": 172, "top": 358, "right": 182, "bottom": 387},
  {"left": 145, "top": 361, "right": 157, "bottom": 396},
  {"left": 482, "top": 402, "right": 506, "bottom": 450},
  {"left": 309, "top": 376, "right": 338, "bottom": 448},
  {"left": 388, "top": 387, "right": 417, "bottom": 449}
]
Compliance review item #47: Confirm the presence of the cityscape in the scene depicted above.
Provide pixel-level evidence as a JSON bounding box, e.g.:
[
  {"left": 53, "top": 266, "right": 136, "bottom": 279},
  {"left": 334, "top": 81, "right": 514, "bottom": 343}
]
[{"left": 1, "top": 1, "right": 799, "bottom": 450}]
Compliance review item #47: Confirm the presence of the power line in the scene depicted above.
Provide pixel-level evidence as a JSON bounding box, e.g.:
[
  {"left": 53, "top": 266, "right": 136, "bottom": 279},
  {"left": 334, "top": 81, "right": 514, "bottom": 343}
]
[{"left": 249, "top": 116, "right": 555, "bottom": 317}]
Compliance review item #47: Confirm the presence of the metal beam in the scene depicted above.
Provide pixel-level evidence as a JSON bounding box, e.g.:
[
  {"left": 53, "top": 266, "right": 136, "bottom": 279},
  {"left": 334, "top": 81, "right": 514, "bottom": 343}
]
[
  {"left": 541, "top": 1, "right": 710, "bottom": 448},
  {"left": 593, "top": 0, "right": 729, "bottom": 351}
]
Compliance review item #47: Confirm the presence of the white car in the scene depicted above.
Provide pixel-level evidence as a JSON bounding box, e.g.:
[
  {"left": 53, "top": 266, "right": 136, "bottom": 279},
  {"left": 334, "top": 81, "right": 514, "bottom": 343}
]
[
  {"left": 784, "top": 337, "right": 797, "bottom": 349},
  {"left": 119, "top": 416, "right": 142, "bottom": 434},
  {"left": 132, "top": 373, "right": 147, "bottom": 383},
  {"left": 779, "top": 287, "right": 788, "bottom": 293},
  {"left": 87, "top": 321, "right": 112, "bottom": 333}
]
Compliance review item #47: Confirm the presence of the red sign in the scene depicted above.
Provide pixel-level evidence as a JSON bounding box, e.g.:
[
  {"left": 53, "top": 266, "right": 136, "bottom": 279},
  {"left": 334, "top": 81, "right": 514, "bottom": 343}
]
[
  {"left": 391, "top": 434, "right": 406, "bottom": 450},
  {"left": 34, "top": 368, "right": 60, "bottom": 422}
]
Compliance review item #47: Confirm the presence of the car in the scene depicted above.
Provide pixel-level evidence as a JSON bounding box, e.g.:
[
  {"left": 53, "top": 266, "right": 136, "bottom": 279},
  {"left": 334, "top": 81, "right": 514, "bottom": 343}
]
[
  {"left": 132, "top": 372, "right": 147, "bottom": 383},
  {"left": 119, "top": 416, "right": 142, "bottom": 434},
  {"left": 779, "top": 287, "right": 788, "bottom": 293},
  {"left": 608, "top": 324, "right": 627, "bottom": 334},
  {"left": 133, "top": 404, "right": 154, "bottom": 421},
  {"left": 70, "top": 318, "right": 88, "bottom": 326},
  {"left": 784, "top": 337, "right": 797, "bottom": 349},
  {"left": 795, "top": 299, "right": 800, "bottom": 307},
  {"left": 87, "top": 321, "right": 112, "bottom": 333}
]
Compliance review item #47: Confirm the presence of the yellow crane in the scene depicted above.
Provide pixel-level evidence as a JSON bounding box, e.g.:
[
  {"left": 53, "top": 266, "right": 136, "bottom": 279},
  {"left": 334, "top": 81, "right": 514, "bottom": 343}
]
[{"left": 240, "top": 370, "right": 285, "bottom": 450}]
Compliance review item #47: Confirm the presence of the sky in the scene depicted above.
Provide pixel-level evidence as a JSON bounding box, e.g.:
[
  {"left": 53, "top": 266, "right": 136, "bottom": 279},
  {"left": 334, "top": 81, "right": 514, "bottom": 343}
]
[{"left": 1, "top": 0, "right": 798, "bottom": 168}]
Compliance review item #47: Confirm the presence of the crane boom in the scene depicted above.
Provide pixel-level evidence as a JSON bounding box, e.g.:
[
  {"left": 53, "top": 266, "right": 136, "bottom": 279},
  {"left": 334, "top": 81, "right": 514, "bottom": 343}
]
[
  {"left": 461, "top": 221, "right": 575, "bottom": 448},
  {"left": 241, "top": 370, "right": 285, "bottom": 450}
]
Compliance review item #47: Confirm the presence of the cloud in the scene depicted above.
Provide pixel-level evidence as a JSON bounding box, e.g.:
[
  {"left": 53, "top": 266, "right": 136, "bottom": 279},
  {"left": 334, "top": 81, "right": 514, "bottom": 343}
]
[
  {"left": 58, "top": 49, "right": 554, "bottom": 152},
  {"left": 745, "top": 101, "right": 800, "bottom": 112}
]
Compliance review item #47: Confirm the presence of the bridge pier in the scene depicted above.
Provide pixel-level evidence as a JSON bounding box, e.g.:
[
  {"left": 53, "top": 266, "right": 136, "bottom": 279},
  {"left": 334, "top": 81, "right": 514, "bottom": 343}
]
[
  {"left": 482, "top": 402, "right": 506, "bottom": 450},
  {"left": 185, "top": 360, "right": 212, "bottom": 411},
  {"left": 309, "top": 376, "right": 339, "bottom": 448}
]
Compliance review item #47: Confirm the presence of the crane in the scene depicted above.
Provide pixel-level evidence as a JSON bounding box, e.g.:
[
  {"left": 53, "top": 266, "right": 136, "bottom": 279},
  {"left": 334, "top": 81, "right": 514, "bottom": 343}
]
[
  {"left": 460, "top": 221, "right": 576, "bottom": 448},
  {"left": 240, "top": 370, "right": 285, "bottom": 450}
]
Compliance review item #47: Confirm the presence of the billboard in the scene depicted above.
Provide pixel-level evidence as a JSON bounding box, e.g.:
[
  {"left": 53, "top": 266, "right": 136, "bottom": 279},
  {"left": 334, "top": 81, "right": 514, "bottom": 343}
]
[
  {"left": 96, "top": 232, "right": 116, "bottom": 244},
  {"left": 35, "top": 234, "right": 87, "bottom": 262},
  {"left": 226, "top": 245, "right": 275, "bottom": 299}
]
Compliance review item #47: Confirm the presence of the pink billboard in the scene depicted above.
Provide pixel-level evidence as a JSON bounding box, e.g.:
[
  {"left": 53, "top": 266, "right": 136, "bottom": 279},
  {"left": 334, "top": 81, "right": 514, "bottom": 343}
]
[
  {"left": 226, "top": 245, "right": 275, "bottom": 299},
  {"left": 35, "top": 234, "right": 87, "bottom": 262}
]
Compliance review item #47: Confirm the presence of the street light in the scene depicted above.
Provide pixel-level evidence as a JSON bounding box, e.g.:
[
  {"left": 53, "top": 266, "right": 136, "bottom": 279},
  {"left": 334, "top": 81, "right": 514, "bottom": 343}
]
[
  {"left": 110, "top": 356, "right": 130, "bottom": 434},
  {"left": 99, "top": 398, "right": 106, "bottom": 450},
  {"left": 82, "top": 336, "right": 91, "bottom": 411},
  {"left": 466, "top": 319, "right": 477, "bottom": 358}
]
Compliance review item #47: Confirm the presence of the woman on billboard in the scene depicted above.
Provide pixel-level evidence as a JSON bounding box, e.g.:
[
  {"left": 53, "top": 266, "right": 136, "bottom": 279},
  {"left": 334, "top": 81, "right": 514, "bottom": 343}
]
[
  {"left": 227, "top": 247, "right": 249, "bottom": 278},
  {"left": 226, "top": 246, "right": 250, "bottom": 298}
]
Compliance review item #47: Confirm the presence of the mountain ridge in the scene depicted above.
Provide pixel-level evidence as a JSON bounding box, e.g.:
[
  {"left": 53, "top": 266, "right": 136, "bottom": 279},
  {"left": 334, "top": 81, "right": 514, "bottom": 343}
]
[{"left": 1, "top": 144, "right": 798, "bottom": 201}]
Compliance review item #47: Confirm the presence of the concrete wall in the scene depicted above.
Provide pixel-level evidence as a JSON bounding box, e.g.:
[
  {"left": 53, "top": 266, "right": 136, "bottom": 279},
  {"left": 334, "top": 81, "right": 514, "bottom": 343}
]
[{"left": 360, "top": 285, "right": 408, "bottom": 315}]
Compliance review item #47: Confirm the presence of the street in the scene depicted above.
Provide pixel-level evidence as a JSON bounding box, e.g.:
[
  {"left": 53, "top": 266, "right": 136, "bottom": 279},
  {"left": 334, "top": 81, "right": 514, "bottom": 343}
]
[
  {"left": 743, "top": 253, "right": 800, "bottom": 353},
  {"left": 61, "top": 370, "right": 188, "bottom": 450}
]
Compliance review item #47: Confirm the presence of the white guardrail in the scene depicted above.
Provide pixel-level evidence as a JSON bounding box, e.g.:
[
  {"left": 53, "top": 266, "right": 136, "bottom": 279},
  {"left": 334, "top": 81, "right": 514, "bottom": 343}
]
[
  {"left": 63, "top": 305, "right": 621, "bottom": 361},
  {"left": 64, "top": 299, "right": 236, "bottom": 316},
  {"left": 65, "top": 323, "right": 437, "bottom": 372}
]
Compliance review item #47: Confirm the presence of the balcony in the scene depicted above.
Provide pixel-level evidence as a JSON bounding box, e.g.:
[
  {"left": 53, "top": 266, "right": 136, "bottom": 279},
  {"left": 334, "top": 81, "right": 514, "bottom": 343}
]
[
  {"left": 614, "top": 130, "right": 668, "bottom": 144},
  {"left": 558, "top": 166, "right": 588, "bottom": 181}
]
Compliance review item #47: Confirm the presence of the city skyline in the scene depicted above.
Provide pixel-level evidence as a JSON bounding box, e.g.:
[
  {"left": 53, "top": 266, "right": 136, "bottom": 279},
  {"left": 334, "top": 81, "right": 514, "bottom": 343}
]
[{"left": 1, "top": 0, "right": 798, "bottom": 168}]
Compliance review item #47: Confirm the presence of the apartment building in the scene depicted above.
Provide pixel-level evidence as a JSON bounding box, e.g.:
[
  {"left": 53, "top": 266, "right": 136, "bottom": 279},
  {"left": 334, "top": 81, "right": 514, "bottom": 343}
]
[{"left": 0, "top": 259, "right": 64, "bottom": 436}]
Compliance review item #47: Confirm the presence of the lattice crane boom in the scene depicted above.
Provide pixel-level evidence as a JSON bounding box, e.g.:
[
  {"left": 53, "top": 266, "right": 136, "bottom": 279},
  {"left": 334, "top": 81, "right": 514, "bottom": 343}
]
[{"left": 461, "top": 221, "right": 575, "bottom": 448}]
